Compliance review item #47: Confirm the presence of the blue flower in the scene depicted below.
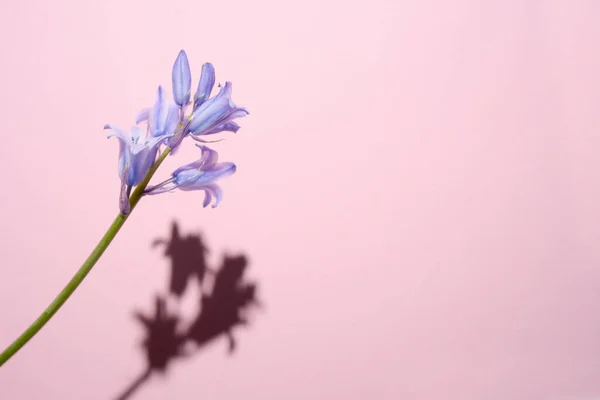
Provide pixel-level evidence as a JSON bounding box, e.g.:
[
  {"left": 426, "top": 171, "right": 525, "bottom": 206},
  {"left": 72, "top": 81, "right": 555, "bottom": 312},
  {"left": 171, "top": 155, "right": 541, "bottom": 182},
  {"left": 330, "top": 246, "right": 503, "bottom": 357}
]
[
  {"left": 137, "top": 51, "right": 248, "bottom": 150},
  {"left": 135, "top": 86, "right": 180, "bottom": 138},
  {"left": 172, "top": 50, "right": 191, "bottom": 107},
  {"left": 187, "top": 82, "right": 248, "bottom": 140},
  {"left": 105, "top": 124, "right": 172, "bottom": 214},
  {"left": 145, "top": 145, "right": 236, "bottom": 208}
]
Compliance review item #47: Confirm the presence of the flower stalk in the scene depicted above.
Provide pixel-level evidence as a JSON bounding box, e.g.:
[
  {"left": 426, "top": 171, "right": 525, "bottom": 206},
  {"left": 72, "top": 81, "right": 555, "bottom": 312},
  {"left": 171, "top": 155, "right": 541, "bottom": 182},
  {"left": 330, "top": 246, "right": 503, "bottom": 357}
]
[{"left": 0, "top": 148, "right": 171, "bottom": 367}]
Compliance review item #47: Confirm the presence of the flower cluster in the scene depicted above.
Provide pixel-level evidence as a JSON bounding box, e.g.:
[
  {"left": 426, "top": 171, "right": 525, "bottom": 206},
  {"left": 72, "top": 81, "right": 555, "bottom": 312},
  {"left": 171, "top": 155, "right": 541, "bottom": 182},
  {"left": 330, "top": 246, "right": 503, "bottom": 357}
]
[{"left": 104, "top": 50, "right": 248, "bottom": 214}]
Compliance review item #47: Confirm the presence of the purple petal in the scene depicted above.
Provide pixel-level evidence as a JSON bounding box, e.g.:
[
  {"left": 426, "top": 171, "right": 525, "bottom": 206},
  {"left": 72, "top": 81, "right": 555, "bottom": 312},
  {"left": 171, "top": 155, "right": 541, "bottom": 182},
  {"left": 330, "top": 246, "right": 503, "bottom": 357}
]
[
  {"left": 203, "top": 121, "right": 241, "bottom": 135},
  {"left": 131, "top": 126, "right": 143, "bottom": 142},
  {"left": 176, "top": 162, "right": 236, "bottom": 188},
  {"left": 172, "top": 145, "right": 219, "bottom": 177},
  {"left": 183, "top": 183, "right": 223, "bottom": 207},
  {"left": 149, "top": 86, "right": 179, "bottom": 137},
  {"left": 105, "top": 124, "right": 130, "bottom": 181},
  {"left": 205, "top": 161, "right": 237, "bottom": 178},
  {"left": 194, "top": 62, "right": 215, "bottom": 109},
  {"left": 127, "top": 134, "right": 168, "bottom": 186},
  {"left": 188, "top": 82, "right": 233, "bottom": 131},
  {"left": 104, "top": 124, "right": 128, "bottom": 139},
  {"left": 131, "top": 135, "right": 165, "bottom": 154},
  {"left": 172, "top": 50, "right": 191, "bottom": 106},
  {"left": 128, "top": 147, "right": 157, "bottom": 186},
  {"left": 135, "top": 108, "right": 151, "bottom": 124},
  {"left": 229, "top": 107, "right": 249, "bottom": 119},
  {"left": 188, "top": 82, "right": 248, "bottom": 135},
  {"left": 165, "top": 102, "right": 180, "bottom": 134},
  {"left": 204, "top": 183, "right": 223, "bottom": 208},
  {"left": 202, "top": 187, "right": 213, "bottom": 207},
  {"left": 150, "top": 86, "right": 167, "bottom": 133},
  {"left": 196, "top": 144, "right": 219, "bottom": 168}
]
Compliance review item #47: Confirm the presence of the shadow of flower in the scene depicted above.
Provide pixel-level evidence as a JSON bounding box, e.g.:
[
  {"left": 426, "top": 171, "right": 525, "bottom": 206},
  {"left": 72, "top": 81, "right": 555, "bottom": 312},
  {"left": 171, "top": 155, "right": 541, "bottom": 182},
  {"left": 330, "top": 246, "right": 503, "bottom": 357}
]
[{"left": 113, "top": 221, "right": 261, "bottom": 400}]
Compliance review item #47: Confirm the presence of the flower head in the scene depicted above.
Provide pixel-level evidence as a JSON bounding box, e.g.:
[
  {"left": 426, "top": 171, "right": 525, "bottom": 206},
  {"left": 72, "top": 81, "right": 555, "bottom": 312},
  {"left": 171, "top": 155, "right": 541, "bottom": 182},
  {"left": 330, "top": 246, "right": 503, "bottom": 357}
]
[
  {"left": 104, "top": 50, "right": 247, "bottom": 214},
  {"left": 105, "top": 124, "right": 171, "bottom": 213},
  {"left": 145, "top": 145, "right": 236, "bottom": 208}
]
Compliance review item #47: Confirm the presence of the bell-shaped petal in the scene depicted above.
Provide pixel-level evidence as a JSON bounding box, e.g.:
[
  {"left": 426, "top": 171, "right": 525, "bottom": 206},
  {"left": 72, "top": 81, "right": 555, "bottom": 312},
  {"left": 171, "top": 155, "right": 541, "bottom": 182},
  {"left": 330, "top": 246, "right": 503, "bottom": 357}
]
[
  {"left": 187, "top": 121, "right": 241, "bottom": 143},
  {"left": 194, "top": 62, "right": 215, "bottom": 109},
  {"left": 104, "top": 124, "right": 130, "bottom": 181},
  {"left": 172, "top": 50, "right": 191, "bottom": 106},
  {"left": 105, "top": 124, "right": 170, "bottom": 188},
  {"left": 135, "top": 108, "right": 151, "bottom": 124},
  {"left": 187, "top": 82, "right": 248, "bottom": 137},
  {"left": 150, "top": 86, "right": 179, "bottom": 137},
  {"left": 145, "top": 145, "right": 236, "bottom": 208},
  {"left": 204, "top": 121, "right": 241, "bottom": 136},
  {"left": 200, "top": 184, "right": 222, "bottom": 207}
]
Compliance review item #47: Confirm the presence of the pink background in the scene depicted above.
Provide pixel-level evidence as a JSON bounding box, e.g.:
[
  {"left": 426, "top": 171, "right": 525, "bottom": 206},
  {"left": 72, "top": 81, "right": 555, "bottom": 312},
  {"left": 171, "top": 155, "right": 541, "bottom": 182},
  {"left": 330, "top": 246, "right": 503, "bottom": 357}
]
[{"left": 1, "top": 1, "right": 600, "bottom": 399}]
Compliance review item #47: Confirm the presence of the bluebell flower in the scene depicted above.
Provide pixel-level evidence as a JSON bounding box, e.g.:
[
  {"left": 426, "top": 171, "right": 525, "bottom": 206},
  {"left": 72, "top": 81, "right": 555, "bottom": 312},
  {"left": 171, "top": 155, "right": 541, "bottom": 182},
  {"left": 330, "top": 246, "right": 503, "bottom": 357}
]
[
  {"left": 187, "top": 82, "right": 248, "bottom": 141},
  {"left": 172, "top": 50, "right": 191, "bottom": 107},
  {"left": 136, "top": 51, "right": 248, "bottom": 150},
  {"left": 105, "top": 124, "right": 172, "bottom": 214},
  {"left": 145, "top": 145, "right": 236, "bottom": 208},
  {"left": 135, "top": 86, "right": 180, "bottom": 138}
]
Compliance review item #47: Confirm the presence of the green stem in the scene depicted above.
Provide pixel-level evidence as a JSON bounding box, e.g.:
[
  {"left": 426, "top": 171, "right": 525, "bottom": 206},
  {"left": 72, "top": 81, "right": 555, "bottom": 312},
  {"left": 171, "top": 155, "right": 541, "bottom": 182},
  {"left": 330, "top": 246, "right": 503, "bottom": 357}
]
[{"left": 0, "top": 147, "right": 172, "bottom": 367}]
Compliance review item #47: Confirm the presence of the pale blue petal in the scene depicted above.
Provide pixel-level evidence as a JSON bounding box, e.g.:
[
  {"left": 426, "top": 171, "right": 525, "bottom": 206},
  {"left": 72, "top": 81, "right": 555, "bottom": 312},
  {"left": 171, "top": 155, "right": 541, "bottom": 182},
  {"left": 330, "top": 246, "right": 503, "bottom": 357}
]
[
  {"left": 197, "top": 144, "right": 219, "bottom": 167},
  {"left": 203, "top": 121, "right": 241, "bottom": 135},
  {"left": 205, "top": 162, "right": 237, "bottom": 179},
  {"left": 202, "top": 188, "right": 212, "bottom": 208},
  {"left": 131, "top": 126, "right": 143, "bottom": 142},
  {"left": 150, "top": 86, "right": 174, "bottom": 137},
  {"left": 127, "top": 133, "right": 168, "bottom": 186},
  {"left": 135, "top": 108, "right": 151, "bottom": 124},
  {"left": 187, "top": 82, "right": 233, "bottom": 133},
  {"left": 172, "top": 145, "right": 219, "bottom": 176},
  {"left": 129, "top": 146, "right": 157, "bottom": 185},
  {"left": 165, "top": 102, "right": 180, "bottom": 135},
  {"left": 105, "top": 124, "right": 130, "bottom": 181},
  {"left": 175, "top": 162, "right": 236, "bottom": 188},
  {"left": 194, "top": 62, "right": 215, "bottom": 109},
  {"left": 204, "top": 184, "right": 223, "bottom": 208},
  {"left": 104, "top": 124, "right": 128, "bottom": 140},
  {"left": 144, "top": 134, "right": 171, "bottom": 152},
  {"left": 193, "top": 81, "right": 232, "bottom": 115},
  {"left": 181, "top": 183, "right": 223, "bottom": 208},
  {"left": 229, "top": 107, "right": 249, "bottom": 119},
  {"left": 188, "top": 82, "right": 248, "bottom": 135},
  {"left": 172, "top": 50, "right": 191, "bottom": 106}
]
